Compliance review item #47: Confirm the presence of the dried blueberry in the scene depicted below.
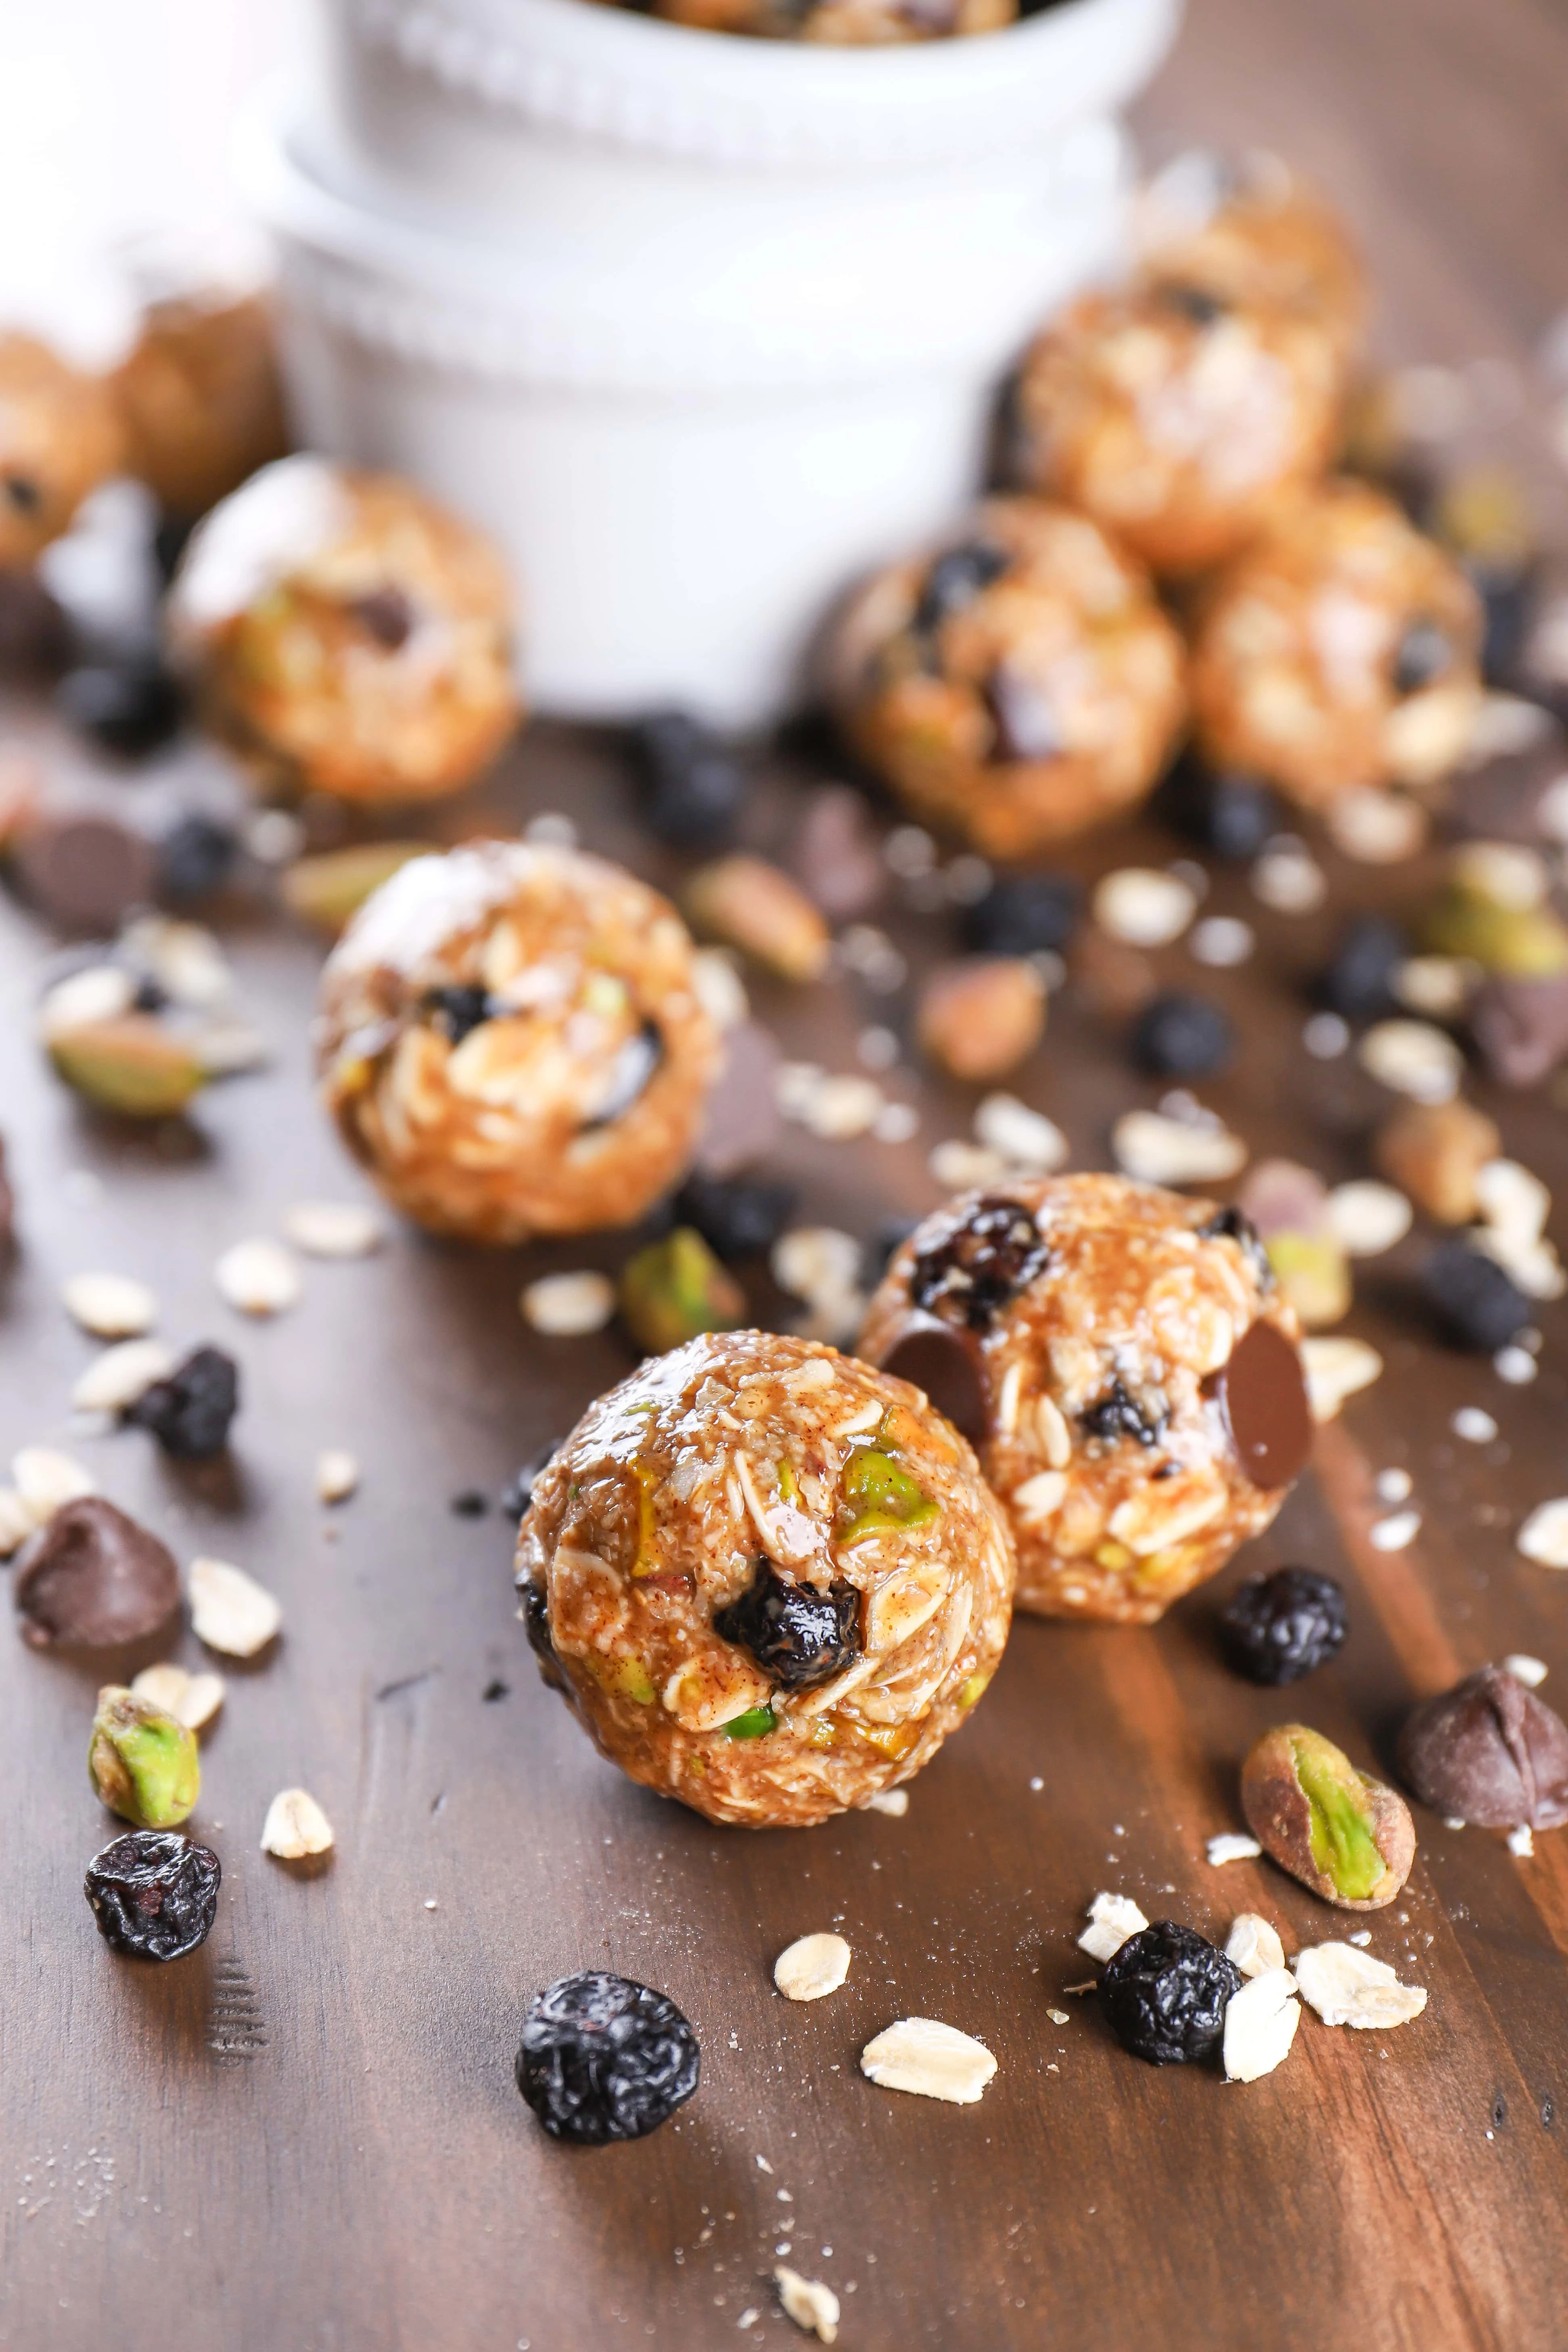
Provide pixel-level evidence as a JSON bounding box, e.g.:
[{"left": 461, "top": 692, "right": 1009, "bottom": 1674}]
[
  {"left": 1421, "top": 1240, "right": 1530, "bottom": 1352},
  {"left": 127, "top": 1346, "right": 239, "bottom": 1459},
  {"left": 1079, "top": 1378, "right": 1166, "bottom": 1447},
  {"left": 962, "top": 873, "right": 1079, "bottom": 957},
  {"left": 1319, "top": 915, "right": 1407, "bottom": 1022},
  {"left": 627, "top": 709, "right": 744, "bottom": 848},
  {"left": 516, "top": 1970, "right": 700, "bottom": 2145},
  {"left": 1156, "top": 754, "right": 1279, "bottom": 862},
  {"left": 1219, "top": 1566, "right": 1348, "bottom": 1686},
  {"left": 1196, "top": 1202, "right": 1273, "bottom": 1292},
  {"left": 1100, "top": 1922, "right": 1242, "bottom": 2066},
  {"left": 913, "top": 541, "right": 1010, "bottom": 636},
  {"left": 1391, "top": 616, "right": 1453, "bottom": 694},
  {"left": 713, "top": 1557, "right": 860, "bottom": 1691},
  {"left": 156, "top": 813, "right": 238, "bottom": 906},
  {"left": 1131, "top": 991, "right": 1235, "bottom": 1079},
  {"left": 55, "top": 656, "right": 182, "bottom": 759},
  {"left": 909, "top": 1196, "right": 1050, "bottom": 1332},
  {"left": 84, "top": 1828, "right": 221, "bottom": 1962},
  {"left": 1155, "top": 283, "right": 1228, "bottom": 328},
  {"left": 452, "top": 1489, "right": 490, "bottom": 1518},
  {"left": 426, "top": 985, "right": 494, "bottom": 1045},
  {"left": 675, "top": 1173, "right": 797, "bottom": 1262}
]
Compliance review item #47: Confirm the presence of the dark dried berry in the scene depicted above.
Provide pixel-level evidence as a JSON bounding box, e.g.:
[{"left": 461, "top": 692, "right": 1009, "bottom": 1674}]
[
  {"left": 1154, "top": 283, "right": 1228, "bottom": 328},
  {"left": 962, "top": 873, "right": 1079, "bottom": 957},
  {"left": 1196, "top": 1203, "right": 1274, "bottom": 1292},
  {"left": 85, "top": 1829, "right": 221, "bottom": 1962},
  {"left": 1398, "top": 1665, "right": 1568, "bottom": 1829},
  {"left": 1079, "top": 1378, "right": 1165, "bottom": 1447},
  {"left": 1155, "top": 753, "right": 1279, "bottom": 862},
  {"left": 426, "top": 985, "right": 493, "bottom": 1045},
  {"left": 516, "top": 1970, "right": 699, "bottom": 2144},
  {"left": 14, "top": 1498, "right": 180, "bottom": 1650},
  {"left": 350, "top": 587, "right": 414, "bottom": 651},
  {"left": 128, "top": 1346, "right": 239, "bottom": 1459},
  {"left": 1219, "top": 1566, "right": 1348, "bottom": 1686},
  {"left": 628, "top": 709, "right": 744, "bottom": 848},
  {"left": 157, "top": 813, "right": 238, "bottom": 905},
  {"left": 1391, "top": 615, "right": 1453, "bottom": 694},
  {"left": 713, "top": 1557, "right": 860, "bottom": 1691},
  {"left": 483, "top": 1678, "right": 510, "bottom": 1702},
  {"left": 501, "top": 1440, "right": 562, "bottom": 1522},
  {"left": 1320, "top": 915, "right": 1407, "bottom": 1021},
  {"left": 1472, "top": 563, "right": 1534, "bottom": 686},
  {"left": 56, "top": 656, "right": 182, "bottom": 759},
  {"left": 675, "top": 1173, "right": 797, "bottom": 1262},
  {"left": 909, "top": 1196, "right": 1050, "bottom": 1332},
  {"left": 1102, "top": 1922, "right": 1242, "bottom": 2065},
  {"left": 452, "top": 1489, "right": 490, "bottom": 1518},
  {"left": 1131, "top": 991, "right": 1235, "bottom": 1079},
  {"left": 1421, "top": 1240, "right": 1530, "bottom": 1352},
  {"left": 913, "top": 541, "right": 1010, "bottom": 636},
  {"left": 521, "top": 1576, "right": 564, "bottom": 1691}
]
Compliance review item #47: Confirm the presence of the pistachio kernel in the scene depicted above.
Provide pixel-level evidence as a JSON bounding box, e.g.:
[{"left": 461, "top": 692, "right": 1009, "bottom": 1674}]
[
  {"left": 88, "top": 1685, "right": 200, "bottom": 1828},
  {"left": 1240, "top": 1722, "right": 1415, "bottom": 1910},
  {"left": 48, "top": 1015, "right": 206, "bottom": 1119}
]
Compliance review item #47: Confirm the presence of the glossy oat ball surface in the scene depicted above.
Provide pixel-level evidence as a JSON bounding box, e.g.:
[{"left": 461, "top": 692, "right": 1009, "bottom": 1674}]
[
  {"left": 113, "top": 288, "right": 287, "bottom": 518},
  {"left": 0, "top": 334, "right": 123, "bottom": 569},
  {"left": 1134, "top": 151, "right": 1366, "bottom": 366}
]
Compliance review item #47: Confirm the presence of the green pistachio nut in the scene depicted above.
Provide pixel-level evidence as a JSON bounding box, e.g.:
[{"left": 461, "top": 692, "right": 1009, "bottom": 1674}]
[
  {"left": 1421, "top": 884, "right": 1568, "bottom": 979},
  {"left": 618, "top": 1227, "right": 746, "bottom": 1357},
  {"left": 722, "top": 1704, "right": 777, "bottom": 1741},
  {"left": 1290, "top": 1730, "right": 1385, "bottom": 1901},
  {"left": 280, "top": 842, "right": 436, "bottom": 936},
  {"left": 1263, "top": 1231, "right": 1352, "bottom": 1331},
  {"left": 837, "top": 1448, "right": 939, "bottom": 1547},
  {"left": 49, "top": 1015, "right": 207, "bottom": 1119},
  {"left": 88, "top": 1685, "right": 200, "bottom": 1827}
]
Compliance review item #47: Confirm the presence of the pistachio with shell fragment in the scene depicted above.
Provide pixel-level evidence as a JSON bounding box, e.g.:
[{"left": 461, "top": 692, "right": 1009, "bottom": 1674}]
[{"left": 1241, "top": 1723, "right": 1415, "bottom": 1909}]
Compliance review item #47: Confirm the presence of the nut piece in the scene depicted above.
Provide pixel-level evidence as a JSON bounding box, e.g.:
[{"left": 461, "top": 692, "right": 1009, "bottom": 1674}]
[
  {"left": 71, "top": 1338, "right": 177, "bottom": 1415},
  {"left": 859, "top": 2016, "right": 997, "bottom": 2105},
  {"left": 618, "top": 1228, "right": 745, "bottom": 1356},
  {"left": 1294, "top": 1942, "right": 1428, "bottom": 2029},
  {"left": 130, "top": 1661, "right": 226, "bottom": 1733},
  {"left": 48, "top": 1015, "right": 206, "bottom": 1119},
  {"left": 1396, "top": 1665, "right": 1568, "bottom": 1829},
  {"left": 684, "top": 856, "right": 830, "bottom": 983},
  {"left": 62, "top": 1271, "right": 159, "bottom": 1339},
  {"left": 261, "top": 1787, "right": 334, "bottom": 1859},
  {"left": 774, "top": 2268, "right": 840, "bottom": 2346},
  {"left": 972, "top": 1091, "right": 1068, "bottom": 1173},
  {"left": 88, "top": 1686, "right": 199, "bottom": 1828},
  {"left": 1373, "top": 1098, "right": 1501, "bottom": 1225},
  {"left": 1206, "top": 1833, "right": 1263, "bottom": 1865},
  {"left": 1300, "top": 1336, "right": 1383, "bottom": 1422},
  {"left": 316, "top": 1449, "right": 360, "bottom": 1504},
  {"left": 1093, "top": 868, "right": 1197, "bottom": 948},
  {"left": 1111, "top": 1108, "right": 1247, "bottom": 1187},
  {"left": 774, "top": 1932, "right": 852, "bottom": 2003},
  {"left": 1358, "top": 1019, "right": 1464, "bottom": 1104},
  {"left": 1077, "top": 1890, "right": 1150, "bottom": 1964},
  {"left": 14, "top": 1497, "right": 180, "bottom": 1650},
  {"left": 916, "top": 958, "right": 1046, "bottom": 1081},
  {"left": 1516, "top": 1498, "right": 1568, "bottom": 1569},
  {"left": 1325, "top": 1181, "right": 1413, "bottom": 1259},
  {"left": 1241, "top": 1723, "right": 1415, "bottom": 1909},
  {"left": 1224, "top": 1913, "right": 1286, "bottom": 1979},
  {"left": 282, "top": 1200, "right": 386, "bottom": 1258},
  {"left": 1222, "top": 1966, "right": 1300, "bottom": 2084},
  {"left": 214, "top": 1236, "right": 301, "bottom": 1317},
  {"left": 281, "top": 842, "right": 435, "bottom": 933},
  {"left": 188, "top": 1555, "right": 282, "bottom": 1657},
  {"left": 520, "top": 1270, "right": 615, "bottom": 1337}
]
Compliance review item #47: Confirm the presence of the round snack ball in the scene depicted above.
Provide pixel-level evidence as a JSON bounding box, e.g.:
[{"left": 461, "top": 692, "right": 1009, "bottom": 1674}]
[
  {"left": 1190, "top": 481, "right": 1483, "bottom": 808},
  {"left": 652, "top": 0, "right": 1010, "bottom": 37},
  {"left": 858, "top": 1174, "right": 1311, "bottom": 1624},
  {"left": 1013, "top": 284, "right": 1343, "bottom": 577},
  {"left": 1134, "top": 151, "right": 1366, "bottom": 368},
  {"left": 166, "top": 456, "right": 521, "bottom": 804},
  {"left": 0, "top": 335, "right": 123, "bottom": 568},
  {"left": 830, "top": 498, "right": 1185, "bottom": 860},
  {"left": 113, "top": 288, "right": 286, "bottom": 518},
  {"left": 516, "top": 1330, "right": 1015, "bottom": 1828},
  {"left": 318, "top": 841, "right": 720, "bottom": 1243}
]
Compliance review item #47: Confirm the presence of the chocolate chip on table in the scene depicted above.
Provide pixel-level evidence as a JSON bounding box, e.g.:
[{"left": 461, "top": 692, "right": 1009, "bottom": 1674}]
[
  {"left": 675, "top": 1172, "right": 797, "bottom": 1263},
  {"left": 713, "top": 1556, "right": 861, "bottom": 1690},
  {"left": 691, "top": 1017, "right": 784, "bottom": 1179},
  {"left": 156, "top": 813, "right": 238, "bottom": 906},
  {"left": 876, "top": 1321, "right": 987, "bottom": 1445},
  {"left": 1219, "top": 1567, "right": 1348, "bottom": 1686},
  {"left": 962, "top": 872, "right": 1079, "bottom": 957},
  {"left": 0, "top": 568, "right": 72, "bottom": 677},
  {"left": 1320, "top": 915, "right": 1407, "bottom": 1022},
  {"left": 1100, "top": 1922, "right": 1242, "bottom": 2065},
  {"left": 55, "top": 655, "right": 182, "bottom": 759},
  {"left": 10, "top": 811, "right": 158, "bottom": 935},
  {"left": 1398, "top": 1665, "right": 1568, "bottom": 1829},
  {"left": 1420, "top": 1239, "right": 1531, "bottom": 1352},
  {"left": 126, "top": 1345, "right": 240, "bottom": 1459},
  {"left": 84, "top": 1827, "right": 221, "bottom": 1961},
  {"left": 909, "top": 1197, "right": 1050, "bottom": 1332},
  {"left": 1207, "top": 1319, "right": 1313, "bottom": 1489},
  {"left": 516, "top": 1971, "right": 700, "bottom": 2145},
  {"left": 627, "top": 708, "right": 744, "bottom": 848},
  {"left": 1131, "top": 991, "right": 1236, "bottom": 1079},
  {"left": 14, "top": 1497, "right": 180, "bottom": 1650},
  {"left": 791, "top": 785, "right": 885, "bottom": 923}
]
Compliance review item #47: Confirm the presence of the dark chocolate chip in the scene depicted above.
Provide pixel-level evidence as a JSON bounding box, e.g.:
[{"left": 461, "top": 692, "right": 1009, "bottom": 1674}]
[
  {"left": 691, "top": 1020, "right": 783, "bottom": 1179},
  {"left": 426, "top": 985, "right": 494, "bottom": 1045},
  {"left": 1207, "top": 1319, "right": 1311, "bottom": 1490},
  {"left": 350, "top": 588, "right": 414, "bottom": 651},
  {"left": 11, "top": 812, "right": 158, "bottom": 935},
  {"left": 13, "top": 1497, "right": 180, "bottom": 1650},
  {"left": 1079, "top": 1378, "right": 1166, "bottom": 1448},
  {"left": 1398, "top": 1666, "right": 1568, "bottom": 1830},
  {"left": 127, "top": 1345, "right": 239, "bottom": 1459},
  {"left": 876, "top": 1321, "right": 988, "bottom": 1446}
]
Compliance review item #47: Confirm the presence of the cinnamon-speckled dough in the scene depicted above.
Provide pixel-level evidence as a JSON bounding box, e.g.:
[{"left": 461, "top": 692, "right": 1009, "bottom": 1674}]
[
  {"left": 858, "top": 1174, "right": 1310, "bottom": 1625},
  {"left": 830, "top": 498, "right": 1185, "bottom": 859},
  {"left": 517, "top": 1330, "right": 1015, "bottom": 1827},
  {"left": 650, "top": 0, "right": 1010, "bottom": 39},
  {"left": 1190, "top": 479, "right": 1483, "bottom": 807},
  {"left": 166, "top": 456, "right": 520, "bottom": 803},
  {"left": 316, "top": 841, "right": 720, "bottom": 1242},
  {"left": 1134, "top": 151, "right": 1366, "bottom": 368},
  {"left": 114, "top": 289, "right": 287, "bottom": 518},
  {"left": 1013, "top": 284, "right": 1344, "bottom": 577},
  {"left": 0, "top": 335, "right": 123, "bottom": 568}
]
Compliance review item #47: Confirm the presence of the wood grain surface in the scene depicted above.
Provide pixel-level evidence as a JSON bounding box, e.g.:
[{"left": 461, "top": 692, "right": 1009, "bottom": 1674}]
[{"left": 5, "top": 2, "right": 1568, "bottom": 2346}]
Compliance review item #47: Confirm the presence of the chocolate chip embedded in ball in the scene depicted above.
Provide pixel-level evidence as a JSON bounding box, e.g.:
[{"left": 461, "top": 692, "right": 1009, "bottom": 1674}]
[
  {"left": 876, "top": 1320, "right": 988, "bottom": 1446},
  {"left": 14, "top": 1497, "right": 180, "bottom": 1650},
  {"left": 1207, "top": 1318, "right": 1312, "bottom": 1489},
  {"left": 1397, "top": 1665, "right": 1568, "bottom": 1830}
]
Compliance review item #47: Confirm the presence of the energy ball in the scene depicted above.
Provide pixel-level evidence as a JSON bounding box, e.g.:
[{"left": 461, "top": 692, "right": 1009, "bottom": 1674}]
[
  {"left": 1134, "top": 151, "right": 1366, "bottom": 368},
  {"left": 1190, "top": 481, "right": 1483, "bottom": 807},
  {"left": 858, "top": 1174, "right": 1311, "bottom": 1625},
  {"left": 317, "top": 840, "right": 720, "bottom": 1242},
  {"left": 0, "top": 335, "right": 123, "bottom": 568},
  {"left": 113, "top": 287, "right": 286, "bottom": 519},
  {"left": 652, "top": 0, "right": 1010, "bottom": 38},
  {"left": 1013, "top": 284, "right": 1343, "bottom": 576},
  {"left": 517, "top": 1330, "right": 1015, "bottom": 1828},
  {"left": 830, "top": 498, "right": 1185, "bottom": 859},
  {"left": 166, "top": 456, "right": 520, "bottom": 803}
]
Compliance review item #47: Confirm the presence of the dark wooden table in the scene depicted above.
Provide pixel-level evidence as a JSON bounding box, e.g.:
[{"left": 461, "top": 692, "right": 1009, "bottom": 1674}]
[{"left": 6, "top": 2, "right": 1568, "bottom": 2344}]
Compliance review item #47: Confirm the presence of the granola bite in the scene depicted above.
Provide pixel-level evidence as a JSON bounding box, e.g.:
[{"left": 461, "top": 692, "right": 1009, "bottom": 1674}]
[
  {"left": 316, "top": 841, "right": 720, "bottom": 1242},
  {"left": 1012, "top": 284, "right": 1343, "bottom": 576},
  {"left": 829, "top": 499, "right": 1185, "bottom": 860},
  {"left": 0, "top": 334, "right": 123, "bottom": 568},
  {"left": 166, "top": 456, "right": 520, "bottom": 803},
  {"left": 113, "top": 288, "right": 286, "bottom": 518},
  {"left": 650, "top": 0, "right": 1011, "bottom": 39},
  {"left": 1134, "top": 151, "right": 1366, "bottom": 367},
  {"left": 517, "top": 1330, "right": 1015, "bottom": 1827},
  {"left": 858, "top": 1174, "right": 1311, "bottom": 1625},
  {"left": 1190, "top": 481, "right": 1483, "bottom": 807}
]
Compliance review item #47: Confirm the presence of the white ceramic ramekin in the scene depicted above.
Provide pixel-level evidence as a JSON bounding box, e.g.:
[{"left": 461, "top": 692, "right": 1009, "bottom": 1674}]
[{"left": 249, "top": 0, "right": 1180, "bottom": 723}]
